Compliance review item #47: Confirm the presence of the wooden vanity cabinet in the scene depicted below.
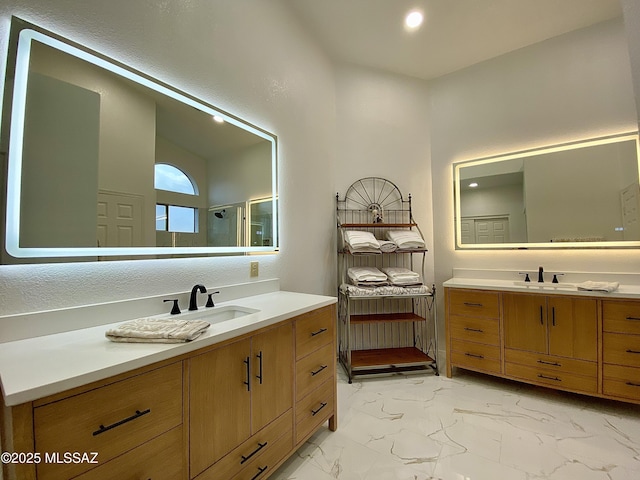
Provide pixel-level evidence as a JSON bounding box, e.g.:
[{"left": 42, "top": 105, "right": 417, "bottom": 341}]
[
  {"left": 1, "top": 304, "right": 338, "bottom": 480},
  {"left": 503, "top": 292, "right": 598, "bottom": 394},
  {"left": 602, "top": 300, "right": 640, "bottom": 401},
  {"left": 189, "top": 322, "right": 294, "bottom": 479}
]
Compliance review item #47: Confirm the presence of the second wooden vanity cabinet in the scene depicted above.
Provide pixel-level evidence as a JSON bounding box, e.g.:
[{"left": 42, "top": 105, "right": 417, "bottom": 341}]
[
  {"left": 1, "top": 304, "right": 337, "bottom": 480},
  {"left": 446, "top": 286, "right": 640, "bottom": 405}
]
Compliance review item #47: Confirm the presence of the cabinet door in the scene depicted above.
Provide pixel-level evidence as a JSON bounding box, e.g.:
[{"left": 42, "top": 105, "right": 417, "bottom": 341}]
[
  {"left": 189, "top": 338, "right": 252, "bottom": 477},
  {"left": 252, "top": 323, "right": 293, "bottom": 433},
  {"left": 503, "top": 293, "right": 547, "bottom": 353},
  {"left": 548, "top": 297, "right": 597, "bottom": 361}
]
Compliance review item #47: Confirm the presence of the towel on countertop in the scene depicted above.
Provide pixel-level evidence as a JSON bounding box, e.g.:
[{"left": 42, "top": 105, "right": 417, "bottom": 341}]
[
  {"left": 385, "top": 230, "right": 425, "bottom": 249},
  {"left": 347, "top": 266, "right": 388, "bottom": 286},
  {"left": 106, "top": 318, "right": 211, "bottom": 343},
  {"left": 576, "top": 281, "right": 620, "bottom": 293},
  {"left": 381, "top": 267, "right": 422, "bottom": 286}
]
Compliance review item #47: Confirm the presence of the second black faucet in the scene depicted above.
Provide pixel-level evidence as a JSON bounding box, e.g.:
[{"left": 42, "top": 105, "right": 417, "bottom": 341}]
[{"left": 189, "top": 284, "right": 207, "bottom": 311}]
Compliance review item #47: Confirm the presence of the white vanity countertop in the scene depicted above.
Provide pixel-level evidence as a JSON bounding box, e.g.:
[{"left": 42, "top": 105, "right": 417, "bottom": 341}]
[
  {"left": 0, "top": 290, "right": 336, "bottom": 406},
  {"left": 443, "top": 277, "right": 640, "bottom": 299}
]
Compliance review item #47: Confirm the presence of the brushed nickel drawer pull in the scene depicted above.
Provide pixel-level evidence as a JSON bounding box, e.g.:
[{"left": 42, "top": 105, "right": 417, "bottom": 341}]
[
  {"left": 311, "top": 402, "right": 328, "bottom": 416},
  {"left": 626, "top": 316, "right": 640, "bottom": 321},
  {"left": 311, "top": 365, "right": 328, "bottom": 376},
  {"left": 626, "top": 349, "right": 640, "bottom": 354},
  {"left": 626, "top": 381, "right": 640, "bottom": 387},
  {"left": 464, "top": 327, "right": 484, "bottom": 333},
  {"left": 251, "top": 466, "right": 268, "bottom": 480},
  {"left": 311, "top": 328, "right": 328, "bottom": 337},
  {"left": 538, "top": 374, "right": 561, "bottom": 382},
  {"left": 92, "top": 408, "right": 151, "bottom": 436},
  {"left": 463, "top": 302, "right": 483, "bottom": 307},
  {"left": 537, "top": 360, "right": 561, "bottom": 367},
  {"left": 464, "top": 352, "right": 484, "bottom": 359},
  {"left": 240, "top": 442, "right": 267, "bottom": 464}
]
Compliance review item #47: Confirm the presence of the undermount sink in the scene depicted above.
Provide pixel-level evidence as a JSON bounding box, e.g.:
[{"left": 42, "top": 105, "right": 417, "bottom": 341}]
[
  {"left": 180, "top": 305, "right": 259, "bottom": 323},
  {"left": 513, "top": 281, "right": 575, "bottom": 289}
]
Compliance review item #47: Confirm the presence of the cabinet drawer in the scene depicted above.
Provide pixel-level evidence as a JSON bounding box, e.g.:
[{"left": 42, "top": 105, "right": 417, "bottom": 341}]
[
  {"left": 603, "top": 301, "right": 640, "bottom": 334},
  {"left": 195, "top": 410, "right": 292, "bottom": 480},
  {"left": 448, "top": 289, "right": 500, "bottom": 319},
  {"left": 505, "top": 349, "right": 597, "bottom": 377},
  {"left": 603, "top": 333, "right": 640, "bottom": 367},
  {"left": 231, "top": 428, "right": 293, "bottom": 480},
  {"left": 449, "top": 315, "right": 500, "bottom": 345},
  {"left": 35, "top": 362, "right": 182, "bottom": 480},
  {"left": 295, "top": 306, "right": 335, "bottom": 360},
  {"left": 450, "top": 341, "right": 501, "bottom": 374},
  {"left": 73, "top": 426, "right": 183, "bottom": 480},
  {"left": 296, "top": 379, "right": 334, "bottom": 444},
  {"left": 603, "top": 364, "right": 640, "bottom": 400},
  {"left": 505, "top": 362, "right": 597, "bottom": 393},
  {"left": 296, "top": 343, "right": 334, "bottom": 401}
]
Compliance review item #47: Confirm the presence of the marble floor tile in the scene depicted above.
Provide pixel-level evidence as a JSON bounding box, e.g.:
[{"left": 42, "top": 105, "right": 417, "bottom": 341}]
[{"left": 273, "top": 369, "right": 640, "bottom": 479}]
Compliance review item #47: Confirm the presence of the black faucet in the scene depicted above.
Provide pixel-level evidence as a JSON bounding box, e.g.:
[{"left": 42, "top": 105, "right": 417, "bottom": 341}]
[
  {"left": 189, "top": 284, "right": 207, "bottom": 311},
  {"left": 538, "top": 266, "right": 544, "bottom": 283}
]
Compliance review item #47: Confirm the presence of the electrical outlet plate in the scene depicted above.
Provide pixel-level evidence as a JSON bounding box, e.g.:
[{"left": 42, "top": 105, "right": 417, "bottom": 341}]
[{"left": 250, "top": 261, "right": 259, "bottom": 277}]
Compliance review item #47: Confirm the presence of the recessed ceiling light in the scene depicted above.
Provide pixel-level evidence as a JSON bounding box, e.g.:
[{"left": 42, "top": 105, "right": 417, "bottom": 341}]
[
  {"left": 213, "top": 115, "right": 224, "bottom": 123},
  {"left": 469, "top": 182, "right": 478, "bottom": 188},
  {"left": 405, "top": 10, "right": 424, "bottom": 30}
]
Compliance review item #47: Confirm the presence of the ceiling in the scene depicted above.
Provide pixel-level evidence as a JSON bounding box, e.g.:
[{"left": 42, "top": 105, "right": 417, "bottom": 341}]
[{"left": 285, "top": 0, "right": 623, "bottom": 80}]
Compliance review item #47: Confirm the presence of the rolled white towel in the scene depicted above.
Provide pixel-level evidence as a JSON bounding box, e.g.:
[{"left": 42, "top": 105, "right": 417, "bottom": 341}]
[
  {"left": 379, "top": 240, "right": 397, "bottom": 253},
  {"left": 576, "top": 281, "right": 619, "bottom": 293},
  {"left": 386, "top": 230, "right": 425, "bottom": 249},
  {"left": 344, "top": 230, "right": 380, "bottom": 250},
  {"left": 106, "top": 318, "right": 210, "bottom": 343}
]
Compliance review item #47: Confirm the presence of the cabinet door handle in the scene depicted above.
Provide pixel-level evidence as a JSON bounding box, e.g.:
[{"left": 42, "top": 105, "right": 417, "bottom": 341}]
[
  {"left": 311, "top": 402, "right": 328, "bottom": 416},
  {"left": 626, "top": 349, "right": 640, "bottom": 354},
  {"left": 626, "top": 381, "right": 640, "bottom": 387},
  {"left": 244, "top": 356, "right": 251, "bottom": 391},
  {"left": 240, "top": 441, "right": 267, "bottom": 464},
  {"left": 464, "top": 327, "right": 484, "bottom": 333},
  {"left": 92, "top": 408, "right": 151, "bottom": 436},
  {"left": 463, "top": 302, "right": 483, "bottom": 307},
  {"left": 311, "top": 365, "right": 328, "bottom": 376},
  {"left": 538, "top": 374, "right": 561, "bottom": 382},
  {"left": 539, "top": 305, "right": 544, "bottom": 325},
  {"left": 537, "top": 359, "right": 561, "bottom": 367},
  {"left": 256, "top": 351, "right": 263, "bottom": 384},
  {"left": 626, "top": 316, "right": 640, "bottom": 321},
  {"left": 311, "top": 328, "right": 327, "bottom": 337},
  {"left": 251, "top": 466, "right": 268, "bottom": 480},
  {"left": 464, "top": 352, "right": 484, "bottom": 359},
  {"left": 551, "top": 307, "right": 556, "bottom": 327}
]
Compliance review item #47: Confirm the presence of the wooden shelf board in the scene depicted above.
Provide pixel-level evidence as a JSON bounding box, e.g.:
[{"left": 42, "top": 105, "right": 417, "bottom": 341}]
[
  {"left": 351, "top": 347, "right": 434, "bottom": 369},
  {"left": 350, "top": 313, "right": 424, "bottom": 324}
]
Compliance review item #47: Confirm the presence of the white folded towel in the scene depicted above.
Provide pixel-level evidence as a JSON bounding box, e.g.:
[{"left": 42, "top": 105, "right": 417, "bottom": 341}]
[
  {"left": 347, "top": 266, "right": 388, "bottom": 286},
  {"left": 381, "top": 267, "right": 422, "bottom": 286},
  {"left": 344, "top": 230, "right": 380, "bottom": 250},
  {"left": 378, "top": 240, "right": 397, "bottom": 253},
  {"left": 386, "top": 230, "right": 425, "bottom": 249},
  {"left": 576, "top": 281, "right": 619, "bottom": 293},
  {"left": 106, "top": 318, "right": 210, "bottom": 343}
]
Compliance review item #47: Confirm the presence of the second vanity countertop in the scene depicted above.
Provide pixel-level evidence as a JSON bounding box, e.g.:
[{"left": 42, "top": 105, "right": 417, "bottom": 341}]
[
  {"left": 0, "top": 290, "right": 336, "bottom": 407},
  {"left": 443, "top": 277, "right": 640, "bottom": 299}
]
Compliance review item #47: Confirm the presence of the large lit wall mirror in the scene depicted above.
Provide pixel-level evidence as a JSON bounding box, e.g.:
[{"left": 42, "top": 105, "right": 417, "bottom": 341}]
[
  {"left": 1, "top": 17, "right": 278, "bottom": 263},
  {"left": 454, "top": 133, "right": 640, "bottom": 249}
]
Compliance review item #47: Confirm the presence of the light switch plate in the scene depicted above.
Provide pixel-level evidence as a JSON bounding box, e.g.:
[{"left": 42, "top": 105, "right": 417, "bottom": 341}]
[{"left": 250, "top": 261, "right": 259, "bottom": 277}]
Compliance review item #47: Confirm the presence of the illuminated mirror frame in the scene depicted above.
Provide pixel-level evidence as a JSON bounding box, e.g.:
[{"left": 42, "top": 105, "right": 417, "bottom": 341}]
[
  {"left": 453, "top": 133, "right": 640, "bottom": 249},
  {"left": 3, "top": 19, "right": 278, "bottom": 259}
]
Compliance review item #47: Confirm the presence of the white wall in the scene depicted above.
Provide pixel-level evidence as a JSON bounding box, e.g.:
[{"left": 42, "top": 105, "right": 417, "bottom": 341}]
[
  {"left": 430, "top": 17, "right": 639, "bottom": 341},
  {"left": 334, "top": 63, "right": 435, "bottom": 283},
  {"left": 0, "top": 0, "right": 336, "bottom": 315}
]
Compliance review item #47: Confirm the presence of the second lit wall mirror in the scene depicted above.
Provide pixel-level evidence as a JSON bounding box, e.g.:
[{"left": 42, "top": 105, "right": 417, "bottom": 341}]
[
  {"left": 454, "top": 133, "right": 640, "bottom": 249},
  {"left": 1, "top": 17, "right": 278, "bottom": 263}
]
